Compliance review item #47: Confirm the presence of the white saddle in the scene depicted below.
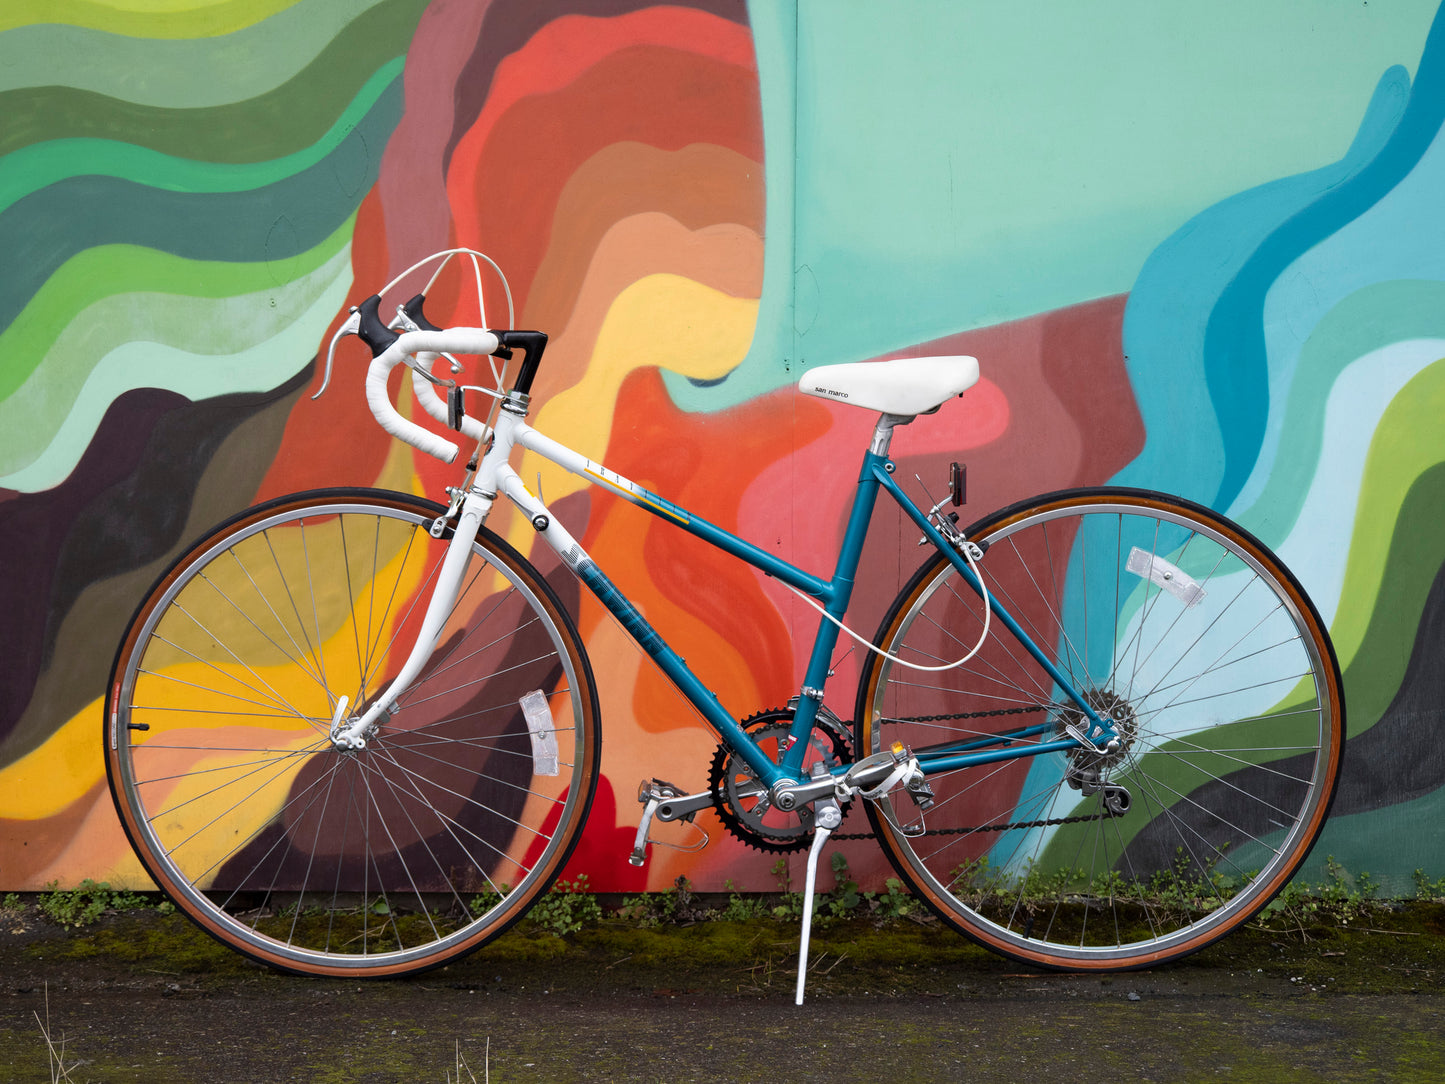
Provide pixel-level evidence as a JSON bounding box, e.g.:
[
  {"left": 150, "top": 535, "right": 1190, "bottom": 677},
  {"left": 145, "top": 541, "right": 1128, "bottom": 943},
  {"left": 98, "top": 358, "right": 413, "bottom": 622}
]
[{"left": 798, "top": 356, "right": 979, "bottom": 416}]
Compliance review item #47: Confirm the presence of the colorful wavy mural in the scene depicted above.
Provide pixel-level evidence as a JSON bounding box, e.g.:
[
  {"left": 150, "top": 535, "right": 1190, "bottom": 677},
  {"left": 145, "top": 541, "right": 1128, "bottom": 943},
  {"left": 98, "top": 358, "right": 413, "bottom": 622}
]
[{"left": 2, "top": 0, "right": 1444, "bottom": 896}]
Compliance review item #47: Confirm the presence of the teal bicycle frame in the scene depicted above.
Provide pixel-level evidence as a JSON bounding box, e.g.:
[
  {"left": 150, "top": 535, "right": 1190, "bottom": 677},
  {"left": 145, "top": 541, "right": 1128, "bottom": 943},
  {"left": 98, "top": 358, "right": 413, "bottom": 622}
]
[{"left": 504, "top": 415, "right": 1117, "bottom": 791}]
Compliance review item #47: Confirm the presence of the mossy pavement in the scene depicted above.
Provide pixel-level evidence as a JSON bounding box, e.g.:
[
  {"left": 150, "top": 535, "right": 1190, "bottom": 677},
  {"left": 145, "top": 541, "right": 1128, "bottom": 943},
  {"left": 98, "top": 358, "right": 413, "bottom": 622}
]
[{"left": 2, "top": 894, "right": 1444, "bottom": 1082}]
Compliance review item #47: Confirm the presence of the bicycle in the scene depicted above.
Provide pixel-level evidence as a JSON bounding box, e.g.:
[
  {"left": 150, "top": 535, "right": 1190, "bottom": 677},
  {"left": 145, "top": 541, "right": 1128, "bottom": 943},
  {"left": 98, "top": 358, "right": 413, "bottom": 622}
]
[{"left": 104, "top": 250, "right": 1344, "bottom": 1003}]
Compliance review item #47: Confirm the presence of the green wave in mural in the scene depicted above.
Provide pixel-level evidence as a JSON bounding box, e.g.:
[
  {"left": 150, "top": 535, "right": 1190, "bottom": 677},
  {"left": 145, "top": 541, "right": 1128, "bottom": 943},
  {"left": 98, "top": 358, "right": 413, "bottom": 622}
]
[
  {"left": 0, "top": 0, "right": 426, "bottom": 162},
  {"left": 0, "top": 69, "right": 398, "bottom": 337},
  {"left": 2, "top": 0, "right": 309, "bottom": 40},
  {"left": 0, "top": 60, "right": 401, "bottom": 214},
  {"left": 0, "top": 265, "right": 351, "bottom": 492},
  {"left": 0, "top": 239, "right": 353, "bottom": 486},
  {"left": 0, "top": 1, "right": 389, "bottom": 105},
  {"left": 1330, "top": 359, "right": 1445, "bottom": 722},
  {"left": 1235, "top": 279, "right": 1445, "bottom": 549},
  {"left": 0, "top": 212, "right": 353, "bottom": 410}
]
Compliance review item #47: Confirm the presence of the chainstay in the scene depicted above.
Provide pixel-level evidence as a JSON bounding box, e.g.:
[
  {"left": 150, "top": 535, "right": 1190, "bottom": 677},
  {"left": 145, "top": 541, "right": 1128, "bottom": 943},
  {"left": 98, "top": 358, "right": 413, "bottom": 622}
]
[{"left": 838, "top": 705, "right": 1101, "bottom": 837}]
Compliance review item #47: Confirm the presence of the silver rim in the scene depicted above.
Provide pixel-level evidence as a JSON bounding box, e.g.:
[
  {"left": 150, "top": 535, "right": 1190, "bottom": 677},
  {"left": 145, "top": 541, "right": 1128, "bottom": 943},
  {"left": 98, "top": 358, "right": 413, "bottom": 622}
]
[{"left": 866, "top": 495, "right": 1339, "bottom": 964}]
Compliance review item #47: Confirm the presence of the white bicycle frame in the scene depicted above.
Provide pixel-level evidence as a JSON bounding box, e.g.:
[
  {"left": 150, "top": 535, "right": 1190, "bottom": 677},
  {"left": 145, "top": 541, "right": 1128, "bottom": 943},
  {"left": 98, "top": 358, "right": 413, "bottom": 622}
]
[{"left": 329, "top": 323, "right": 804, "bottom": 779}]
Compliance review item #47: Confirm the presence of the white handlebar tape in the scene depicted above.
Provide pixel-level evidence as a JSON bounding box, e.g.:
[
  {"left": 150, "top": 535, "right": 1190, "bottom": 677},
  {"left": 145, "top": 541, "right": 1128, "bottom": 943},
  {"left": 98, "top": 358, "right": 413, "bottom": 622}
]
[
  {"left": 364, "top": 327, "right": 501, "bottom": 464},
  {"left": 411, "top": 354, "right": 492, "bottom": 445}
]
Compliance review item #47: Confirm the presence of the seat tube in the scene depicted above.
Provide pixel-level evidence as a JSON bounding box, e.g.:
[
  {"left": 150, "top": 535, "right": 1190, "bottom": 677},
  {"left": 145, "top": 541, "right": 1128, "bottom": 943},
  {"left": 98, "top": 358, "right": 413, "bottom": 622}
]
[{"left": 784, "top": 448, "right": 887, "bottom": 767}]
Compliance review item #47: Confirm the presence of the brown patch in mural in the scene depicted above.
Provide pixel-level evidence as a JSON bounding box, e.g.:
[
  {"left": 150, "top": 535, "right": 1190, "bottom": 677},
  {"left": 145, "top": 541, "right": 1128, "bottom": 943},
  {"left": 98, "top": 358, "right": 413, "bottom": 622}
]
[
  {"left": 1039, "top": 295, "right": 1143, "bottom": 486},
  {"left": 0, "top": 375, "right": 307, "bottom": 763},
  {"left": 0, "top": 780, "right": 106, "bottom": 886},
  {"left": 0, "top": 389, "right": 183, "bottom": 745},
  {"left": 525, "top": 141, "right": 763, "bottom": 335},
  {"left": 461, "top": 45, "right": 762, "bottom": 316},
  {"left": 1, "top": 379, "right": 306, "bottom": 767},
  {"left": 445, "top": 0, "right": 752, "bottom": 174},
  {"left": 845, "top": 296, "right": 1138, "bottom": 649}
]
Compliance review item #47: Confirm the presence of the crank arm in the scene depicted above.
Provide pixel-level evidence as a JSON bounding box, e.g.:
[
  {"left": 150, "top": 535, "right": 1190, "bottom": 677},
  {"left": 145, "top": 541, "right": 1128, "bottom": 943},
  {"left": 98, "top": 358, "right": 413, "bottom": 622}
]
[{"left": 654, "top": 790, "right": 713, "bottom": 822}]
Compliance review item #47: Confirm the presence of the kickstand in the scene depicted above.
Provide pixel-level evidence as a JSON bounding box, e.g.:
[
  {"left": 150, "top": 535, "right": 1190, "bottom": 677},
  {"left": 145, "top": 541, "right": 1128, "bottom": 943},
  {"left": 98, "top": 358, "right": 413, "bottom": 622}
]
[{"left": 795, "top": 780, "right": 843, "bottom": 1006}]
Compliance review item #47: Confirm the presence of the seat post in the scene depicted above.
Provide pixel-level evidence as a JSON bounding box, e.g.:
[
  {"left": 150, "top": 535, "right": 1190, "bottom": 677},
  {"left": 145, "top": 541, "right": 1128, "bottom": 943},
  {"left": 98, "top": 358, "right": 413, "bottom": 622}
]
[{"left": 868, "top": 413, "right": 916, "bottom": 457}]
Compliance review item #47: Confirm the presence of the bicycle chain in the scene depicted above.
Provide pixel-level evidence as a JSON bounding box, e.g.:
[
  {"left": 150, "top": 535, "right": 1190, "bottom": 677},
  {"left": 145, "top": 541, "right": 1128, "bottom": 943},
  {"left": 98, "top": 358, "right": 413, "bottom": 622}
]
[
  {"left": 882, "top": 703, "right": 1048, "bottom": 725},
  {"left": 831, "top": 809, "right": 1116, "bottom": 842}
]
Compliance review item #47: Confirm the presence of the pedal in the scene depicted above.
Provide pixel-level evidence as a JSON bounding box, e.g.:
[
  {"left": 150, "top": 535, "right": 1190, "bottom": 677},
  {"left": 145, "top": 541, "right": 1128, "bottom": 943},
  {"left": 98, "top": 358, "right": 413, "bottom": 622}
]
[
  {"left": 629, "top": 779, "right": 712, "bottom": 867},
  {"left": 904, "top": 772, "right": 935, "bottom": 811}
]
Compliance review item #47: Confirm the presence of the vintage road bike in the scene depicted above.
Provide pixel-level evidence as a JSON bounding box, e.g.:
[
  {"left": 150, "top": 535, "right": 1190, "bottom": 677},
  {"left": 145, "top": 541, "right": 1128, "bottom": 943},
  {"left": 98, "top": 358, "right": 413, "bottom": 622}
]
[{"left": 105, "top": 251, "right": 1344, "bottom": 1002}]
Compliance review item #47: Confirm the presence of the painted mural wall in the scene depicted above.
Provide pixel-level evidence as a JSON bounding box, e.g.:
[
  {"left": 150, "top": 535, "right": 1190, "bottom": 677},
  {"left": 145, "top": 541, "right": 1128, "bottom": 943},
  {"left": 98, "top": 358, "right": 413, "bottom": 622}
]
[{"left": 1, "top": 0, "right": 1443, "bottom": 895}]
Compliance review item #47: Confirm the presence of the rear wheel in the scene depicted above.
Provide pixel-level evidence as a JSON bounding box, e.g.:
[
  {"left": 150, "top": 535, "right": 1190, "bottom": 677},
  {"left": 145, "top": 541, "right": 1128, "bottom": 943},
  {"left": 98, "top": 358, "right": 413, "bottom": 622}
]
[
  {"left": 106, "top": 488, "right": 600, "bottom": 976},
  {"left": 855, "top": 487, "right": 1343, "bottom": 969}
]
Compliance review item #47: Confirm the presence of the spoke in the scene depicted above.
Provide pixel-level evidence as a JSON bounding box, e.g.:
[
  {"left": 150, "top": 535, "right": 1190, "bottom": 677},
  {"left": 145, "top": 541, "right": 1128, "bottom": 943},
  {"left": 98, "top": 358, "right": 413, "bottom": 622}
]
[
  {"left": 352, "top": 749, "right": 472, "bottom": 933},
  {"left": 263, "top": 527, "right": 330, "bottom": 707},
  {"left": 365, "top": 743, "right": 516, "bottom": 900},
  {"left": 145, "top": 625, "right": 308, "bottom": 723},
  {"left": 935, "top": 576, "right": 1055, "bottom": 702},
  {"left": 369, "top": 740, "right": 563, "bottom": 844},
  {"left": 143, "top": 738, "right": 328, "bottom": 827},
  {"left": 202, "top": 559, "right": 326, "bottom": 691},
  {"left": 202, "top": 754, "right": 352, "bottom": 907},
  {"left": 131, "top": 744, "right": 323, "bottom": 788}
]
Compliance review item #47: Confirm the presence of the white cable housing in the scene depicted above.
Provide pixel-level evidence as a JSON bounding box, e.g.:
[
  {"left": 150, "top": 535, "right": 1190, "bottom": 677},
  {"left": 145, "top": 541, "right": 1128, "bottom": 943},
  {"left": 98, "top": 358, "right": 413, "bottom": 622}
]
[{"left": 786, "top": 538, "right": 991, "bottom": 672}]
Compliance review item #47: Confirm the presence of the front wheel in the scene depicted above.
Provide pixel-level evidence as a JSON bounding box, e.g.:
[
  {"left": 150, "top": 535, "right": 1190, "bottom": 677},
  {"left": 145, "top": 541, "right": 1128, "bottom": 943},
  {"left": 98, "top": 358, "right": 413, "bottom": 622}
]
[
  {"left": 855, "top": 487, "right": 1344, "bottom": 970},
  {"left": 105, "top": 488, "right": 600, "bottom": 976}
]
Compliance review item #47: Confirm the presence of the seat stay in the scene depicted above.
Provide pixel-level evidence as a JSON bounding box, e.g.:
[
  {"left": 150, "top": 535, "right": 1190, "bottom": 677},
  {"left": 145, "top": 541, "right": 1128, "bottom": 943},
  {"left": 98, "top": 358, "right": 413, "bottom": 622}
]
[{"left": 870, "top": 461, "right": 1116, "bottom": 745}]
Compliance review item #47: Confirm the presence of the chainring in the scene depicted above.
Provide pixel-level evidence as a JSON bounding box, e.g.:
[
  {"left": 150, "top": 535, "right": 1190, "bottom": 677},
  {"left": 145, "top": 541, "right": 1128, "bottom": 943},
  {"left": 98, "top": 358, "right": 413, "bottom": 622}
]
[{"left": 708, "top": 706, "right": 852, "bottom": 853}]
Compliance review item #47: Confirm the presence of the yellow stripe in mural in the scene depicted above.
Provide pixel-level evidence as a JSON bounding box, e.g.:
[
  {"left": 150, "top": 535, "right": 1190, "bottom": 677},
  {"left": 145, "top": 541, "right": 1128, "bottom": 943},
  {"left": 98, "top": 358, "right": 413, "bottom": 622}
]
[
  {"left": 515, "top": 274, "right": 756, "bottom": 554},
  {"left": 0, "top": 704, "right": 104, "bottom": 819},
  {"left": 0, "top": 505, "right": 432, "bottom": 825},
  {"left": 0, "top": 0, "right": 301, "bottom": 38}
]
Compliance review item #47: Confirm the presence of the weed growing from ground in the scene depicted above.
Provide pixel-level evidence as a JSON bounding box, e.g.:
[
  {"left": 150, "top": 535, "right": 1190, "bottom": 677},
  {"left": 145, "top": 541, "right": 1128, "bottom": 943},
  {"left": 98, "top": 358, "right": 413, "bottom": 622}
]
[
  {"left": 719, "top": 880, "right": 769, "bottom": 922},
  {"left": 528, "top": 874, "right": 602, "bottom": 937},
  {"left": 1259, "top": 856, "right": 1380, "bottom": 933},
  {"left": 1414, "top": 868, "right": 1445, "bottom": 901},
  {"left": 761, "top": 853, "right": 918, "bottom": 925},
  {"left": 37, "top": 881, "right": 159, "bottom": 929}
]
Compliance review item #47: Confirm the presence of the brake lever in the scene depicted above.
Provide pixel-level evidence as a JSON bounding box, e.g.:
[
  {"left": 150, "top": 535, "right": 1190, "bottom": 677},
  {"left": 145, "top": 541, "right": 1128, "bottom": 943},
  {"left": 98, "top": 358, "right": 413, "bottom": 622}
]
[
  {"left": 391, "top": 304, "right": 463, "bottom": 380},
  {"left": 311, "top": 309, "right": 363, "bottom": 400}
]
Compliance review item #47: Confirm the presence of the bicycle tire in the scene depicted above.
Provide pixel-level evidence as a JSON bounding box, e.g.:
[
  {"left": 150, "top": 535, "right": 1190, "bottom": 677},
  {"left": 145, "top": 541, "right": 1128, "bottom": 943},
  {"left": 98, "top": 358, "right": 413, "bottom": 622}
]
[
  {"left": 854, "top": 487, "right": 1344, "bottom": 970},
  {"left": 105, "top": 488, "right": 600, "bottom": 977}
]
